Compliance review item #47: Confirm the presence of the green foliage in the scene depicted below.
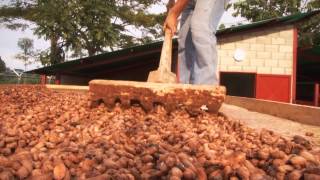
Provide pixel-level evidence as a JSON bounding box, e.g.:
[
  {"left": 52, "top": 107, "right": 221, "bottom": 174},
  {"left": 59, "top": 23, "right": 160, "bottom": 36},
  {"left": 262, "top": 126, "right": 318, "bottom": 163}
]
[
  {"left": 1, "top": 0, "right": 165, "bottom": 66},
  {"left": 0, "top": 56, "right": 6, "bottom": 73},
  {"left": 15, "top": 37, "right": 35, "bottom": 71},
  {"left": 0, "top": 4, "right": 34, "bottom": 30},
  {"left": 232, "top": 0, "right": 302, "bottom": 21},
  {"left": 231, "top": 0, "right": 320, "bottom": 47},
  {"left": 219, "top": 24, "right": 226, "bottom": 30}
]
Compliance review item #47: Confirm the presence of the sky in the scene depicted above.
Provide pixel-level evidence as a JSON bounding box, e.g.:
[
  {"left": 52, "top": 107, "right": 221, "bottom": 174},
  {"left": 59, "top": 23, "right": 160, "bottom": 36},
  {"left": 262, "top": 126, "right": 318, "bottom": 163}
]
[{"left": 0, "top": 0, "right": 246, "bottom": 71}]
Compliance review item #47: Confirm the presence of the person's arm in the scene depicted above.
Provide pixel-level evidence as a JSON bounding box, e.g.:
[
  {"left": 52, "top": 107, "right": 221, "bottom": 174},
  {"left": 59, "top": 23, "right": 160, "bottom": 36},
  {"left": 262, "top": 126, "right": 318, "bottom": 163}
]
[{"left": 164, "top": 0, "right": 189, "bottom": 35}]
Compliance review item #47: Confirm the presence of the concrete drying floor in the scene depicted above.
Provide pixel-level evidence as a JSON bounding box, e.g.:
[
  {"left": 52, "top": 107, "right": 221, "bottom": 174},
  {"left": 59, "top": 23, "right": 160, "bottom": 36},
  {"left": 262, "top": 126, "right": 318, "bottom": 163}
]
[{"left": 220, "top": 104, "right": 320, "bottom": 146}]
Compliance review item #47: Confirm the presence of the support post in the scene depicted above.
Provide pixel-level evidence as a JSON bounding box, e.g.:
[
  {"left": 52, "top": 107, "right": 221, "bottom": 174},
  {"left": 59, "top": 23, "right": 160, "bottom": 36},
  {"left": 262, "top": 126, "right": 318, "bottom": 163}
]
[
  {"left": 315, "top": 83, "right": 319, "bottom": 107},
  {"left": 40, "top": 75, "right": 47, "bottom": 84},
  {"left": 55, "top": 74, "right": 61, "bottom": 85},
  {"left": 292, "top": 28, "right": 298, "bottom": 104}
]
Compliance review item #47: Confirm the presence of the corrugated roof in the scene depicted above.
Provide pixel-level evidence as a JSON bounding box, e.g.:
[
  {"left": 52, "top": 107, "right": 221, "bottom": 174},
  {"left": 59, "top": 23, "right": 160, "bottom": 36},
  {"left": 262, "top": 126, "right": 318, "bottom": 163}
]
[
  {"left": 31, "top": 40, "right": 167, "bottom": 75},
  {"left": 29, "top": 10, "right": 320, "bottom": 75}
]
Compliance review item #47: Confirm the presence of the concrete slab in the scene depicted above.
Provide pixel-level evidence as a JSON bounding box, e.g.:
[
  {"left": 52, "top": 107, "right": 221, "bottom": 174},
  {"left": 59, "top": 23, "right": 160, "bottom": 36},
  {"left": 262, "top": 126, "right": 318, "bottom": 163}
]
[
  {"left": 226, "top": 96, "right": 320, "bottom": 126},
  {"left": 220, "top": 104, "right": 320, "bottom": 146}
]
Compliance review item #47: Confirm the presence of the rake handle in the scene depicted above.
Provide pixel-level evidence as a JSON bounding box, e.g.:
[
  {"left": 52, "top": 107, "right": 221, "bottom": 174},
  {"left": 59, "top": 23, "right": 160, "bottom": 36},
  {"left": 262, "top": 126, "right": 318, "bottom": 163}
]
[{"left": 158, "top": 29, "right": 173, "bottom": 73}]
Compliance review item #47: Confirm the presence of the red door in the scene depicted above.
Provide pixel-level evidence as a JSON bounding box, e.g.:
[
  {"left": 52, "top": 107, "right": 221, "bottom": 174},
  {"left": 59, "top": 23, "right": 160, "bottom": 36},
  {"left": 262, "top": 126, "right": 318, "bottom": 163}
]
[{"left": 256, "top": 74, "right": 291, "bottom": 103}]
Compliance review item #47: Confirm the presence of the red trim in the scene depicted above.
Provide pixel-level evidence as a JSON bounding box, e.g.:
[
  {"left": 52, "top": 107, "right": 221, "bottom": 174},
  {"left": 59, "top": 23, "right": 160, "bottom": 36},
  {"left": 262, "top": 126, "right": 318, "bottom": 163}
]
[
  {"left": 315, "top": 83, "right": 319, "bottom": 107},
  {"left": 40, "top": 75, "right": 47, "bottom": 85},
  {"left": 55, "top": 74, "right": 61, "bottom": 85},
  {"left": 256, "top": 74, "right": 291, "bottom": 103},
  {"left": 292, "top": 28, "right": 298, "bottom": 103}
]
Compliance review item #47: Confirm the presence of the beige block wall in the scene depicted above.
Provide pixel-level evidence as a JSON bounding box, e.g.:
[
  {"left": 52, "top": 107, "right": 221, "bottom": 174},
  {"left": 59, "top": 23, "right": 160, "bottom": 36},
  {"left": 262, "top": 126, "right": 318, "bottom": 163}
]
[{"left": 218, "top": 25, "right": 294, "bottom": 76}]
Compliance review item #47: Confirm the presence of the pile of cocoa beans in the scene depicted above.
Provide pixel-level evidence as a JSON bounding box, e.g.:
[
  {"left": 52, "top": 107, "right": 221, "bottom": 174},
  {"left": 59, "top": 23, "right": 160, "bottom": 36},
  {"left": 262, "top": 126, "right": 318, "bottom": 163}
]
[{"left": 0, "top": 86, "right": 319, "bottom": 180}]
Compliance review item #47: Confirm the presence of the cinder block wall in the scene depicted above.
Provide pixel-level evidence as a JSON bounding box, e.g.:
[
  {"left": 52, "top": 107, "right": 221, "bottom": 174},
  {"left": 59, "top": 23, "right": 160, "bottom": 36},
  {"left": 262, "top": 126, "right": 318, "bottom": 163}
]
[{"left": 217, "top": 25, "right": 294, "bottom": 75}]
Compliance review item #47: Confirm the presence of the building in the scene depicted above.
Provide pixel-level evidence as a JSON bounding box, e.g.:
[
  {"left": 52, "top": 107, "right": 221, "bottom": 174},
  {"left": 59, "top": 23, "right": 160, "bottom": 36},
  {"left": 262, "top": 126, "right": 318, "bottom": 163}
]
[{"left": 30, "top": 11, "right": 320, "bottom": 105}]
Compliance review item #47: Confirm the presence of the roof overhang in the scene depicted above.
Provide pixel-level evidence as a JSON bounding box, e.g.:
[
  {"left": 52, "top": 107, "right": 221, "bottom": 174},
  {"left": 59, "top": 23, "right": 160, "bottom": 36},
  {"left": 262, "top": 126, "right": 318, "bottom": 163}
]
[{"left": 29, "top": 10, "right": 320, "bottom": 76}]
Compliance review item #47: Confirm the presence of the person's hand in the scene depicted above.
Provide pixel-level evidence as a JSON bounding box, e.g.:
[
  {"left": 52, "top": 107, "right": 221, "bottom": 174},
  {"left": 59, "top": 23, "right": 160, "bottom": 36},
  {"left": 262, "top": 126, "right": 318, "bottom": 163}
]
[{"left": 163, "top": 10, "right": 178, "bottom": 35}]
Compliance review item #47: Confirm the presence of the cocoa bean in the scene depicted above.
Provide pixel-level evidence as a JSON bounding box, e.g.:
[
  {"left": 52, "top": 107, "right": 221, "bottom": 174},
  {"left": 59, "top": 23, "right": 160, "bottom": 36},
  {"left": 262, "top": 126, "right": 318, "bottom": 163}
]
[
  {"left": 31, "top": 169, "right": 42, "bottom": 177},
  {"left": 4, "top": 137, "right": 18, "bottom": 143},
  {"left": 1, "top": 148, "right": 11, "bottom": 156},
  {"left": 272, "top": 159, "right": 285, "bottom": 167},
  {"left": 277, "top": 165, "right": 294, "bottom": 173},
  {"left": 53, "top": 162, "right": 67, "bottom": 180},
  {"left": 30, "top": 173, "right": 53, "bottom": 180},
  {"left": 0, "top": 170, "right": 14, "bottom": 180},
  {"left": 183, "top": 168, "right": 196, "bottom": 179},
  {"left": 304, "top": 173, "right": 320, "bottom": 180},
  {"left": 141, "top": 154, "right": 153, "bottom": 163},
  {"left": 1, "top": 86, "right": 320, "bottom": 179},
  {"left": 170, "top": 167, "right": 183, "bottom": 178},
  {"left": 21, "top": 159, "right": 34, "bottom": 172},
  {"left": 289, "top": 155, "right": 307, "bottom": 168},
  {"left": 236, "top": 166, "right": 250, "bottom": 180},
  {"left": 0, "top": 156, "right": 11, "bottom": 167},
  {"left": 287, "top": 170, "right": 303, "bottom": 180},
  {"left": 258, "top": 149, "right": 269, "bottom": 160},
  {"left": 17, "top": 166, "right": 30, "bottom": 179},
  {"left": 165, "top": 156, "right": 176, "bottom": 168},
  {"left": 0, "top": 140, "right": 5, "bottom": 148},
  {"left": 80, "top": 159, "right": 95, "bottom": 172},
  {"left": 208, "top": 170, "right": 223, "bottom": 180},
  {"left": 6, "top": 128, "right": 17, "bottom": 136},
  {"left": 103, "top": 159, "right": 119, "bottom": 169},
  {"left": 300, "top": 150, "right": 319, "bottom": 165}
]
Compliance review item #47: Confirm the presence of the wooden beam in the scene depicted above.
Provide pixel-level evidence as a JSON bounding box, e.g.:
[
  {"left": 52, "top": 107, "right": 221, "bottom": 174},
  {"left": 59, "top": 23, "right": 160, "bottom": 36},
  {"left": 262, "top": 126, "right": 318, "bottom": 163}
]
[
  {"left": 292, "top": 28, "right": 298, "bottom": 104},
  {"left": 315, "top": 83, "right": 319, "bottom": 107},
  {"left": 55, "top": 74, "right": 61, "bottom": 85},
  {"left": 40, "top": 75, "right": 47, "bottom": 85}
]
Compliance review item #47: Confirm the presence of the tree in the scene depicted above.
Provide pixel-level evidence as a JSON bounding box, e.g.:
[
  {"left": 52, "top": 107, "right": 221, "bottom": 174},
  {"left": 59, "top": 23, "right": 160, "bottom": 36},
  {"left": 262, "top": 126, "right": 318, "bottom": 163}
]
[
  {"left": 231, "top": 0, "right": 320, "bottom": 47},
  {"left": 0, "top": 1, "right": 64, "bottom": 65},
  {"left": 1, "top": 0, "right": 166, "bottom": 65},
  {"left": 15, "top": 38, "right": 35, "bottom": 71},
  {"left": 219, "top": 24, "right": 226, "bottom": 30},
  {"left": 0, "top": 56, "right": 6, "bottom": 73},
  {"left": 32, "top": 0, "right": 165, "bottom": 56}
]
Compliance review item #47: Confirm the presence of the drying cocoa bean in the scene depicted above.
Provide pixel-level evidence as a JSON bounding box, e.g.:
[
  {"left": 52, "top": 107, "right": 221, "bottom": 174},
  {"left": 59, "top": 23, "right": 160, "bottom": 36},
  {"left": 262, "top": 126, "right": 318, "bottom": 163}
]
[
  {"left": 53, "top": 162, "right": 67, "bottom": 180},
  {"left": 0, "top": 170, "right": 14, "bottom": 180},
  {"left": 170, "top": 167, "right": 183, "bottom": 178},
  {"left": 300, "top": 150, "right": 319, "bottom": 165},
  {"left": 289, "top": 155, "right": 307, "bottom": 168},
  {"left": 16, "top": 166, "right": 30, "bottom": 179},
  {"left": 0, "top": 86, "right": 319, "bottom": 179},
  {"left": 304, "top": 173, "right": 320, "bottom": 180},
  {"left": 183, "top": 168, "right": 196, "bottom": 179},
  {"left": 103, "top": 159, "right": 119, "bottom": 169},
  {"left": 287, "top": 170, "right": 303, "bottom": 180}
]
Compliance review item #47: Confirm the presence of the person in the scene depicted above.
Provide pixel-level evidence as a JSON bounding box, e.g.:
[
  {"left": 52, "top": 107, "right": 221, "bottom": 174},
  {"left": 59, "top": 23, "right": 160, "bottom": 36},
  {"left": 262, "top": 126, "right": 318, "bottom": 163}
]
[{"left": 164, "top": 0, "right": 229, "bottom": 85}]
